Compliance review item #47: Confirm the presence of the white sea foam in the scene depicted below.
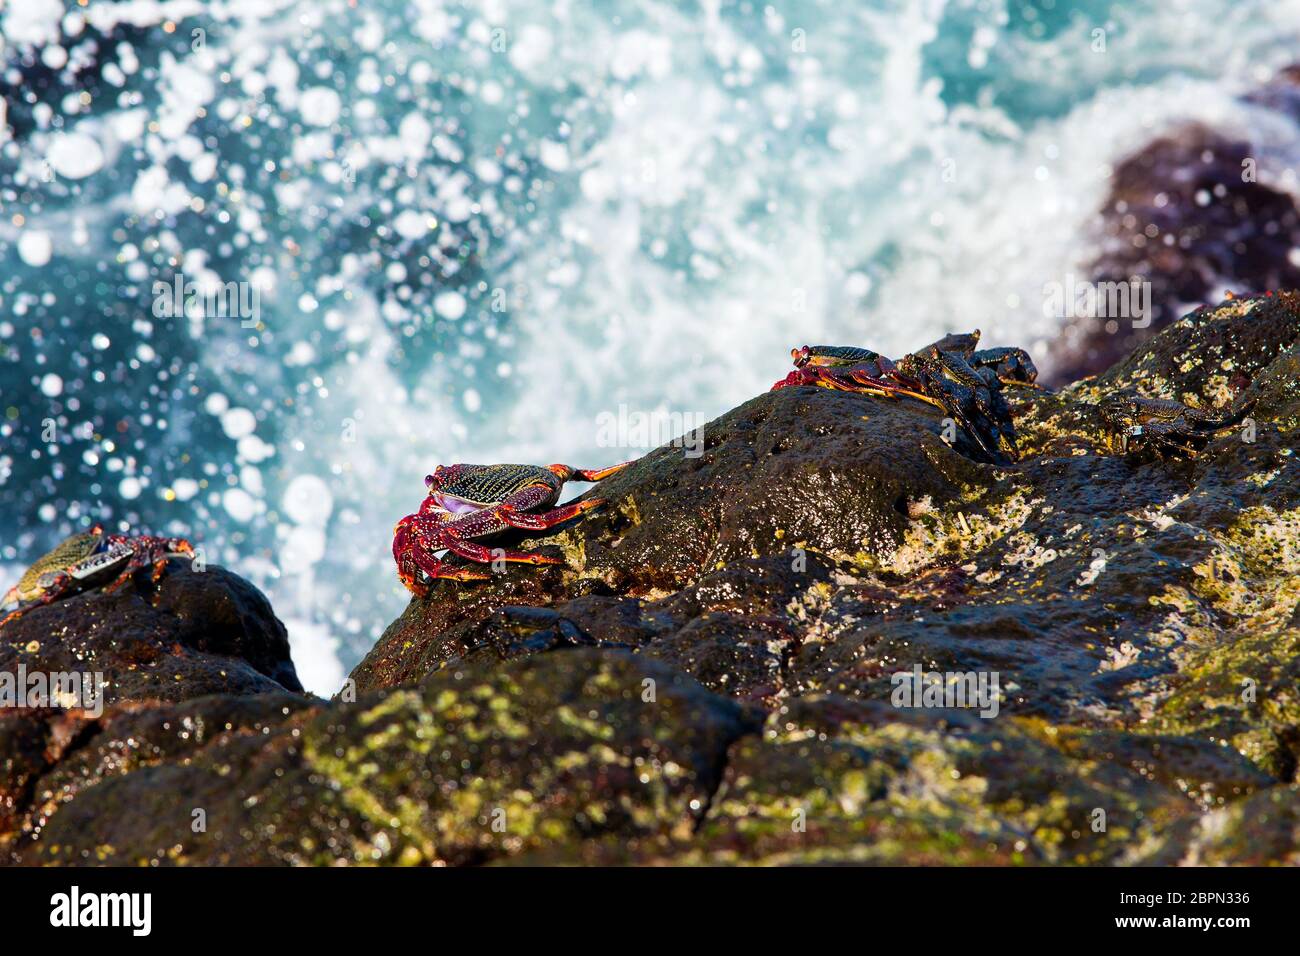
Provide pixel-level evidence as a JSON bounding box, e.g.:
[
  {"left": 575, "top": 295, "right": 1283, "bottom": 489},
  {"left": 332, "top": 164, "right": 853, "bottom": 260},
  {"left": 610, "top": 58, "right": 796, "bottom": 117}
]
[{"left": 282, "top": 616, "right": 346, "bottom": 698}]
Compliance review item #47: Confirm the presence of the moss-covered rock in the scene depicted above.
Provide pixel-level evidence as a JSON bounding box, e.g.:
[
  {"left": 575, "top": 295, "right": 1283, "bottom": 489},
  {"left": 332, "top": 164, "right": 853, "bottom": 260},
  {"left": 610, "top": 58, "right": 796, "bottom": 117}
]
[{"left": 14, "top": 650, "right": 754, "bottom": 865}]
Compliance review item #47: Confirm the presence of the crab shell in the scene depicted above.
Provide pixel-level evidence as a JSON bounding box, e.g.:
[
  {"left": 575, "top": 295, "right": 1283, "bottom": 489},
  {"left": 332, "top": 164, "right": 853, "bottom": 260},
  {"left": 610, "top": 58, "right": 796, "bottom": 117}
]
[{"left": 424, "top": 463, "right": 564, "bottom": 511}]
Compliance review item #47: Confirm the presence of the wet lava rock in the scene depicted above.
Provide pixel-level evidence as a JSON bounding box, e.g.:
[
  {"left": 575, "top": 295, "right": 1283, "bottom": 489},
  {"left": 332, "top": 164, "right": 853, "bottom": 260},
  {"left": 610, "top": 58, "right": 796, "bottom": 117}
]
[
  {"left": 0, "top": 564, "right": 302, "bottom": 706},
  {"left": 5, "top": 292, "right": 1300, "bottom": 865}
]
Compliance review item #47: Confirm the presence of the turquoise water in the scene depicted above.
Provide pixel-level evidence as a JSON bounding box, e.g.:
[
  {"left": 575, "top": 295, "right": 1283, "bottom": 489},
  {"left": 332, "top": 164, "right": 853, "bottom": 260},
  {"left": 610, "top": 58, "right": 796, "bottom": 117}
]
[{"left": 3, "top": 0, "right": 1300, "bottom": 692}]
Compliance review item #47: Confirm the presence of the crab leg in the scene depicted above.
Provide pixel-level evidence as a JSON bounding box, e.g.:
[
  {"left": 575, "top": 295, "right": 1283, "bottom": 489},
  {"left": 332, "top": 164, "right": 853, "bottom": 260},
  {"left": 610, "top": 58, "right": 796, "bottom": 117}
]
[
  {"left": 775, "top": 365, "right": 949, "bottom": 409},
  {"left": 467, "top": 482, "right": 607, "bottom": 531},
  {"left": 432, "top": 479, "right": 602, "bottom": 539},
  {"left": 497, "top": 498, "right": 605, "bottom": 530},
  {"left": 810, "top": 369, "right": 869, "bottom": 393},
  {"left": 150, "top": 558, "right": 171, "bottom": 584},
  {"left": 1139, "top": 421, "right": 1207, "bottom": 458},
  {"left": 548, "top": 461, "right": 633, "bottom": 482},
  {"left": 435, "top": 495, "right": 571, "bottom": 563},
  {"left": 411, "top": 544, "right": 492, "bottom": 582},
  {"left": 101, "top": 535, "right": 192, "bottom": 594},
  {"left": 442, "top": 536, "right": 562, "bottom": 565},
  {"left": 1158, "top": 441, "right": 1201, "bottom": 458},
  {"left": 846, "top": 370, "right": 948, "bottom": 409},
  {"left": 103, "top": 552, "right": 151, "bottom": 594}
]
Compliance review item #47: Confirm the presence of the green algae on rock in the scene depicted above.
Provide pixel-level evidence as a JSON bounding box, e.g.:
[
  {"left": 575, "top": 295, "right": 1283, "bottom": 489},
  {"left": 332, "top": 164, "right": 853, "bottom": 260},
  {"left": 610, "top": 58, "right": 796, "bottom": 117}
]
[{"left": 15, "top": 651, "right": 755, "bottom": 865}]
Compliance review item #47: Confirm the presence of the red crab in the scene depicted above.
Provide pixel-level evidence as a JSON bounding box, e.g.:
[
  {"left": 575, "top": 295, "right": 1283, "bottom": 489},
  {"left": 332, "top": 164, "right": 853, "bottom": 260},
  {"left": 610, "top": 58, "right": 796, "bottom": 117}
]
[
  {"left": 1, "top": 525, "right": 195, "bottom": 629},
  {"left": 392, "top": 460, "right": 632, "bottom": 595}
]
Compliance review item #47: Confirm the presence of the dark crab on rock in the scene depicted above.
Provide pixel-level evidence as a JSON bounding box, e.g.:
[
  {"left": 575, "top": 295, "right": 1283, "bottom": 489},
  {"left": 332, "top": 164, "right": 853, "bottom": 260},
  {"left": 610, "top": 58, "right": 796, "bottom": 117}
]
[
  {"left": 1100, "top": 393, "right": 1257, "bottom": 458},
  {"left": 772, "top": 329, "right": 1040, "bottom": 465}
]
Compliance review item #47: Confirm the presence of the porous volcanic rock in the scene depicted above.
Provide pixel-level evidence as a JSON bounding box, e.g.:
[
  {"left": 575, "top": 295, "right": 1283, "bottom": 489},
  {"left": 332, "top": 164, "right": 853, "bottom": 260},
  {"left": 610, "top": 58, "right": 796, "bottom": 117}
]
[
  {"left": 0, "top": 565, "right": 302, "bottom": 706},
  {"left": 5, "top": 292, "right": 1300, "bottom": 865},
  {"left": 11, "top": 651, "right": 754, "bottom": 865}
]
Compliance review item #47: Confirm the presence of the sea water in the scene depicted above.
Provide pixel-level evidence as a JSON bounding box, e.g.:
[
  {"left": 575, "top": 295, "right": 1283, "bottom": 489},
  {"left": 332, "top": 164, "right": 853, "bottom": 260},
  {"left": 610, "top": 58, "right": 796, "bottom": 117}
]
[{"left": 2, "top": 0, "right": 1300, "bottom": 692}]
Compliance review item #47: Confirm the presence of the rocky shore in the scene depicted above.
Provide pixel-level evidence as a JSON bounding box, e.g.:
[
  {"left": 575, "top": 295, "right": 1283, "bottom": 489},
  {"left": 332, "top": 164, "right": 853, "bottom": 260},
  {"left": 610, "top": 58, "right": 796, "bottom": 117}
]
[
  {"left": 1053, "top": 67, "right": 1300, "bottom": 382},
  {"left": 4, "top": 292, "right": 1300, "bottom": 865}
]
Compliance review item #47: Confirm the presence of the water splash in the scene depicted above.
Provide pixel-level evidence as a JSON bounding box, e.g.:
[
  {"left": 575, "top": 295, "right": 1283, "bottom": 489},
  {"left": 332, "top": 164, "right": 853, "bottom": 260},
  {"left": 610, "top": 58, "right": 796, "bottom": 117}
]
[{"left": 4, "top": 0, "right": 1300, "bottom": 693}]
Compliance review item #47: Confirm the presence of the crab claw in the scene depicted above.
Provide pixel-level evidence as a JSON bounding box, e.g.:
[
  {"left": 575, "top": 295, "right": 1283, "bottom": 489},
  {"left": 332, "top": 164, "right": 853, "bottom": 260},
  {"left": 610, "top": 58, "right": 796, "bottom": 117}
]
[
  {"left": 392, "top": 515, "right": 428, "bottom": 596},
  {"left": 435, "top": 564, "right": 496, "bottom": 581},
  {"left": 772, "top": 368, "right": 818, "bottom": 390},
  {"left": 393, "top": 514, "right": 497, "bottom": 596}
]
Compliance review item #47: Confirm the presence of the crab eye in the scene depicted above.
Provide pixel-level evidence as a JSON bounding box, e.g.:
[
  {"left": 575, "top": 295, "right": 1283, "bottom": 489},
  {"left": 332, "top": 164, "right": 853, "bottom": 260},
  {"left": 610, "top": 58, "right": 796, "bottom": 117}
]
[{"left": 424, "top": 474, "right": 436, "bottom": 488}]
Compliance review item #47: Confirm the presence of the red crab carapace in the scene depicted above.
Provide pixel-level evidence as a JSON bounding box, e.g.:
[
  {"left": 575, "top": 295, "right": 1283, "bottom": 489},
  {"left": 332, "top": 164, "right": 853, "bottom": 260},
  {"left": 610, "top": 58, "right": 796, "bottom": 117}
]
[{"left": 392, "top": 460, "right": 631, "bottom": 595}]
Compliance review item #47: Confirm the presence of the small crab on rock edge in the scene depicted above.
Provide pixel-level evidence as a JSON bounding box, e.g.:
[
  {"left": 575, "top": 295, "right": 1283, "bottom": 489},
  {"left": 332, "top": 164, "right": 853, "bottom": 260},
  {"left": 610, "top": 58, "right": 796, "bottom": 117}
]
[
  {"left": 392, "top": 460, "right": 632, "bottom": 595},
  {"left": 1, "top": 525, "right": 195, "bottom": 629}
]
